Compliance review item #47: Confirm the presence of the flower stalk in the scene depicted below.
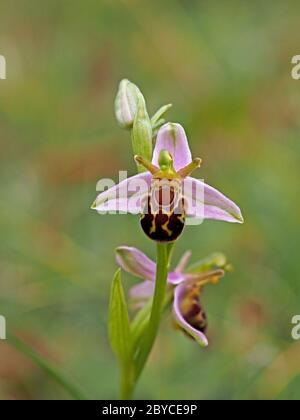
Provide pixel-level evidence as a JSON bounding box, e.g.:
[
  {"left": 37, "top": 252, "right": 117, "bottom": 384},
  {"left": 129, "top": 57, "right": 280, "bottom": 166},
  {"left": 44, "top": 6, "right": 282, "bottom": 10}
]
[
  {"left": 119, "top": 243, "right": 172, "bottom": 399},
  {"left": 135, "top": 243, "right": 170, "bottom": 381},
  {"left": 93, "top": 79, "right": 244, "bottom": 399},
  {"left": 120, "top": 363, "right": 134, "bottom": 400}
]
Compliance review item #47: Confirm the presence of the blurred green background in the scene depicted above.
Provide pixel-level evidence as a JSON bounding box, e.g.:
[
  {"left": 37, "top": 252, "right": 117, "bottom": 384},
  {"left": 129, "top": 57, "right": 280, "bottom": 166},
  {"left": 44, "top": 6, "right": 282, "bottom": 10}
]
[{"left": 1, "top": 0, "right": 300, "bottom": 400}]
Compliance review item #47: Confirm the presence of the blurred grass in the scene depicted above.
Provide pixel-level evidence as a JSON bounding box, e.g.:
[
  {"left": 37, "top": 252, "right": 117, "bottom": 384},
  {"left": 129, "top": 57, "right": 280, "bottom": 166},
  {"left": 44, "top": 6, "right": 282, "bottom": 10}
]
[{"left": 0, "top": 0, "right": 300, "bottom": 399}]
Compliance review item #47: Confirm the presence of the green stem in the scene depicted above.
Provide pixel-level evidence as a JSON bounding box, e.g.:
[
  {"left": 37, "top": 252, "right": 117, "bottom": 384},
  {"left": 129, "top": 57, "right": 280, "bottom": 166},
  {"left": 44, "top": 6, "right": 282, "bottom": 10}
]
[
  {"left": 134, "top": 242, "right": 171, "bottom": 381},
  {"left": 118, "top": 242, "right": 174, "bottom": 399},
  {"left": 120, "top": 364, "right": 134, "bottom": 400}
]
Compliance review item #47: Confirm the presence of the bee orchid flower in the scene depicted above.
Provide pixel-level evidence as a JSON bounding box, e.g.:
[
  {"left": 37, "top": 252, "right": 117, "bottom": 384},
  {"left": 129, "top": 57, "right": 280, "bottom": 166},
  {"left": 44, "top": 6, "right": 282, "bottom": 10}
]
[
  {"left": 92, "top": 123, "right": 243, "bottom": 242},
  {"left": 116, "top": 246, "right": 226, "bottom": 347}
]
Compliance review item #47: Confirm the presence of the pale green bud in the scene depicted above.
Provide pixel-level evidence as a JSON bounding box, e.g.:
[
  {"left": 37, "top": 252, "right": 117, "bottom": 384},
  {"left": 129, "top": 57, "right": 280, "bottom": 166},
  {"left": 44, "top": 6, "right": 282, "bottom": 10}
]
[{"left": 114, "top": 79, "right": 141, "bottom": 129}]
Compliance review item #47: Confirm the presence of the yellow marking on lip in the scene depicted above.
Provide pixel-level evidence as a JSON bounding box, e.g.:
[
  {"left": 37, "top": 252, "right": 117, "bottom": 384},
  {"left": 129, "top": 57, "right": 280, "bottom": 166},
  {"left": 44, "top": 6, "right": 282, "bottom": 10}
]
[
  {"left": 161, "top": 218, "right": 173, "bottom": 237},
  {"left": 149, "top": 215, "right": 157, "bottom": 234},
  {"left": 178, "top": 214, "right": 185, "bottom": 224}
]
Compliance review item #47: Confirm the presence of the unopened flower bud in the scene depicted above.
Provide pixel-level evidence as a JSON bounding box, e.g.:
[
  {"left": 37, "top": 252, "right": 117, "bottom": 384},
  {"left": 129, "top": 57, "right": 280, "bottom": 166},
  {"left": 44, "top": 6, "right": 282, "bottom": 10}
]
[{"left": 114, "top": 79, "right": 141, "bottom": 129}]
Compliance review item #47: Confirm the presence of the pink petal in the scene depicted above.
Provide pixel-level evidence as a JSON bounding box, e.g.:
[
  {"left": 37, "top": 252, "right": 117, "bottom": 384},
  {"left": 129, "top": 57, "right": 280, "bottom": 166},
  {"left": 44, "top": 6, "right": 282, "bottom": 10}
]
[
  {"left": 175, "top": 250, "right": 192, "bottom": 273},
  {"left": 183, "top": 177, "right": 244, "bottom": 223},
  {"left": 173, "top": 283, "right": 208, "bottom": 347},
  {"left": 152, "top": 123, "right": 192, "bottom": 171},
  {"left": 129, "top": 280, "right": 154, "bottom": 300},
  {"left": 91, "top": 173, "right": 151, "bottom": 214},
  {"left": 116, "top": 246, "right": 186, "bottom": 285},
  {"left": 168, "top": 271, "right": 186, "bottom": 285},
  {"left": 115, "top": 246, "right": 156, "bottom": 281}
]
